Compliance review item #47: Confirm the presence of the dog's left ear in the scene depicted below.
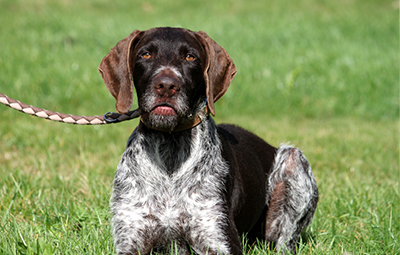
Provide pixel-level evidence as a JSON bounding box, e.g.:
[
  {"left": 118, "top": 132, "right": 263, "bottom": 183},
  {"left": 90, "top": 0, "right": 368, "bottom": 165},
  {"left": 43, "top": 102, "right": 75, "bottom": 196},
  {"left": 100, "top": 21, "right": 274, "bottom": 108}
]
[
  {"left": 195, "top": 31, "right": 237, "bottom": 116},
  {"left": 98, "top": 30, "right": 143, "bottom": 114}
]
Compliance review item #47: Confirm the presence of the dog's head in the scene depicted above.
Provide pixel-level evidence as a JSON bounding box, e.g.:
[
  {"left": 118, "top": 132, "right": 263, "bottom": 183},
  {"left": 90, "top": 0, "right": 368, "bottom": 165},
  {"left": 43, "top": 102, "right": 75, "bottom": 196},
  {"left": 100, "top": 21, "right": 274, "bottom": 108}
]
[{"left": 99, "top": 27, "right": 236, "bottom": 132}]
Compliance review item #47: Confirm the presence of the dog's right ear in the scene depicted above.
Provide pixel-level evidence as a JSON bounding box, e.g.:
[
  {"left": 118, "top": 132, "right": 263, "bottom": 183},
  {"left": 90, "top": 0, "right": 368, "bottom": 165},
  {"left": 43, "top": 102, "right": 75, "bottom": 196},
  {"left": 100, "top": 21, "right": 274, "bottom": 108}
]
[{"left": 98, "top": 30, "right": 143, "bottom": 114}]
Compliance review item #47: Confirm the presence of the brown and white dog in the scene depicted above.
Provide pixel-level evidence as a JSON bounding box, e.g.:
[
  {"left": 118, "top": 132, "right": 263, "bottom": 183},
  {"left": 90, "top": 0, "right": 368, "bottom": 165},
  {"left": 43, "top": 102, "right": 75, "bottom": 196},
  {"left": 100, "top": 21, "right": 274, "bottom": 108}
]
[{"left": 99, "top": 27, "right": 318, "bottom": 255}]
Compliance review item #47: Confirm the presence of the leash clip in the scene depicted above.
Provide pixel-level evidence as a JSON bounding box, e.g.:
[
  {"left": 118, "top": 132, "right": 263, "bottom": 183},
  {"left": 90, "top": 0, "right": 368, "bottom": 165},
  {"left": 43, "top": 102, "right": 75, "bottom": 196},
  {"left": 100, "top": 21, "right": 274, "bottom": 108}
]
[{"left": 104, "top": 112, "right": 119, "bottom": 123}]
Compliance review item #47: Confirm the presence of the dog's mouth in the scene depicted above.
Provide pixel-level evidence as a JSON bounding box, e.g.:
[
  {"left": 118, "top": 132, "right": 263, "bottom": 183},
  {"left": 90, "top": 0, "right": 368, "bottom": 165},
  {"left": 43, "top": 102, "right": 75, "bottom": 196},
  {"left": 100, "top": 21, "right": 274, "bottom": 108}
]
[{"left": 150, "top": 103, "right": 177, "bottom": 116}]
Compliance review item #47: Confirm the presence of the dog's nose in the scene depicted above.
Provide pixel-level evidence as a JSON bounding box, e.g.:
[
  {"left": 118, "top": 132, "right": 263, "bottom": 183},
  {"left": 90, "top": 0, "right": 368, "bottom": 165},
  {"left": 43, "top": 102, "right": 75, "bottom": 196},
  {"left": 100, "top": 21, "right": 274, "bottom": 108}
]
[{"left": 153, "top": 76, "right": 180, "bottom": 97}]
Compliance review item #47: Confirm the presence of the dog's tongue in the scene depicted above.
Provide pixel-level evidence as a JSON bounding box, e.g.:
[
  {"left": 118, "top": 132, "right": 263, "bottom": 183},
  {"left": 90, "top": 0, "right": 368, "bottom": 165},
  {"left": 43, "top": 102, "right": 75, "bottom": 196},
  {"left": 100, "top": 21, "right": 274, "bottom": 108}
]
[{"left": 153, "top": 106, "right": 176, "bottom": 116}]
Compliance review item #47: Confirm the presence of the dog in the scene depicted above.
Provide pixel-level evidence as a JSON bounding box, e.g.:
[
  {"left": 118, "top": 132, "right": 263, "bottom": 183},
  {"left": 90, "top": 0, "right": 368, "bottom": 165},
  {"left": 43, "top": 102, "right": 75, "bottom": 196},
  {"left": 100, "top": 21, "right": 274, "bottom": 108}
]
[{"left": 98, "top": 27, "right": 318, "bottom": 255}]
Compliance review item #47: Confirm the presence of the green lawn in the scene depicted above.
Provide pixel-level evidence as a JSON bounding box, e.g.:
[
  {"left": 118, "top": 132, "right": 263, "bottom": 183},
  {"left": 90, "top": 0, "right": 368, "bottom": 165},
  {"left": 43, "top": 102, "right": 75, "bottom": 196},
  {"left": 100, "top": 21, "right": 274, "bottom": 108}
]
[{"left": 0, "top": 0, "right": 398, "bottom": 254}]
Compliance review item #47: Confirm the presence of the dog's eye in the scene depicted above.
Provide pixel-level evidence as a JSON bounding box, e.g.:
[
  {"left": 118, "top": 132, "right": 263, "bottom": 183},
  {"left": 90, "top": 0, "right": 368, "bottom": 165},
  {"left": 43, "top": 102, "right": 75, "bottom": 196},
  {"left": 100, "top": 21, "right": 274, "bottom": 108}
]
[
  {"left": 185, "top": 54, "right": 195, "bottom": 61},
  {"left": 141, "top": 52, "right": 152, "bottom": 59}
]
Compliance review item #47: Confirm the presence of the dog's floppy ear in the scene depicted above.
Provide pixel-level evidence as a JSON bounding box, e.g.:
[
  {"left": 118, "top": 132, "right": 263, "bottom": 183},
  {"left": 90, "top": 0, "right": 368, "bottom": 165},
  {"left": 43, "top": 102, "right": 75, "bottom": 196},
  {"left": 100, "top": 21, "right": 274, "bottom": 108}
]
[
  {"left": 196, "top": 31, "right": 237, "bottom": 116},
  {"left": 98, "top": 30, "right": 143, "bottom": 114}
]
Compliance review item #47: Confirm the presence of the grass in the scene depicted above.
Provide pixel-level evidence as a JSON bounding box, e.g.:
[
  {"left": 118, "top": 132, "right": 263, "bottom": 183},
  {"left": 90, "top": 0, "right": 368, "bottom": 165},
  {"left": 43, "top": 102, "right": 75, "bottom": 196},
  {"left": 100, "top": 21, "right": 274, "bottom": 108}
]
[{"left": 0, "top": 0, "right": 398, "bottom": 254}]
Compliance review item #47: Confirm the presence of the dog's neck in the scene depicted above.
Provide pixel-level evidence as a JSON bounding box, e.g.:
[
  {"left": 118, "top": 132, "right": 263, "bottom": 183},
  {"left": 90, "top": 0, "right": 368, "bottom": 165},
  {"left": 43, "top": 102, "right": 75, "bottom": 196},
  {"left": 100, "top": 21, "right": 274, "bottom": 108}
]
[{"left": 134, "top": 116, "right": 217, "bottom": 174}]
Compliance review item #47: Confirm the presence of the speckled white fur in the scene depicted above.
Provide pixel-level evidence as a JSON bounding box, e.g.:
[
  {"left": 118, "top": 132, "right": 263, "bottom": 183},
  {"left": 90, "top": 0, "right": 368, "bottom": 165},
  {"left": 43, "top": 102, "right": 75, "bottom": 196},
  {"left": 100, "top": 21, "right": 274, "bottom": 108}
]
[
  {"left": 111, "top": 118, "right": 232, "bottom": 255},
  {"left": 266, "top": 144, "right": 318, "bottom": 253}
]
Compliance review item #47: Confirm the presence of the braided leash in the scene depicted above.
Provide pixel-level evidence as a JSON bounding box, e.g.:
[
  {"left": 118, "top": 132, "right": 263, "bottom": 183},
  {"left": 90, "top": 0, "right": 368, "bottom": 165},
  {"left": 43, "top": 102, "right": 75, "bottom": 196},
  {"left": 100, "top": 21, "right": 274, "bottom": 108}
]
[{"left": 0, "top": 92, "right": 140, "bottom": 125}]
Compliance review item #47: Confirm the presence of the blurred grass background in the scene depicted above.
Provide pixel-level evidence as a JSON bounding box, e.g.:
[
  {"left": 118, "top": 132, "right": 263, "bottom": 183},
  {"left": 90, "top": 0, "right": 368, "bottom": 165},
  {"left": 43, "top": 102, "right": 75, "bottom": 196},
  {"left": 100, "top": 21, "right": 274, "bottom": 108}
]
[{"left": 0, "top": 0, "right": 398, "bottom": 254}]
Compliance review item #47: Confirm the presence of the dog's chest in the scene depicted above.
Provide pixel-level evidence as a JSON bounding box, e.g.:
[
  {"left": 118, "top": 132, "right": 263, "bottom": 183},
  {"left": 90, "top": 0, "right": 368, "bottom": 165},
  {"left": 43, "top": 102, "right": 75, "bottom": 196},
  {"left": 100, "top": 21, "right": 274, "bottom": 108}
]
[{"left": 111, "top": 124, "right": 230, "bottom": 244}]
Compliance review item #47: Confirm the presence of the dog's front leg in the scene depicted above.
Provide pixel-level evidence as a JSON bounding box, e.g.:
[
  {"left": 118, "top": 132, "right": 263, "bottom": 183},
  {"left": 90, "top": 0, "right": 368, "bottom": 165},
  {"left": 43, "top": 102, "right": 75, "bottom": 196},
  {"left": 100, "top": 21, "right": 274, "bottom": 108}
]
[
  {"left": 112, "top": 210, "right": 157, "bottom": 255},
  {"left": 183, "top": 201, "right": 243, "bottom": 255},
  {"left": 187, "top": 222, "right": 243, "bottom": 255}
]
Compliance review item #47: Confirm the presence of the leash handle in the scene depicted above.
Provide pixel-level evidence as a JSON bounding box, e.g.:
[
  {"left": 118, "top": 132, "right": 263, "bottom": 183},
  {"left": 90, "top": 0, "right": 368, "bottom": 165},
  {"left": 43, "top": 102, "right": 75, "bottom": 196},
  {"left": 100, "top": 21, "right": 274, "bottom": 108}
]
[{"left": 0, "top": 92, "right": 139, "bottom": 125}]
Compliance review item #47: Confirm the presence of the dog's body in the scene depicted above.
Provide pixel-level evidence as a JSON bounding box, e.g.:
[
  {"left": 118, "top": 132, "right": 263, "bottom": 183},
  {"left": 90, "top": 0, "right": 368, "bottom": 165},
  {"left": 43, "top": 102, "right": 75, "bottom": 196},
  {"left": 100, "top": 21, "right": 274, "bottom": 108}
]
[{"left": 99, "top": 27, "right": 318, "bottom": 255}]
